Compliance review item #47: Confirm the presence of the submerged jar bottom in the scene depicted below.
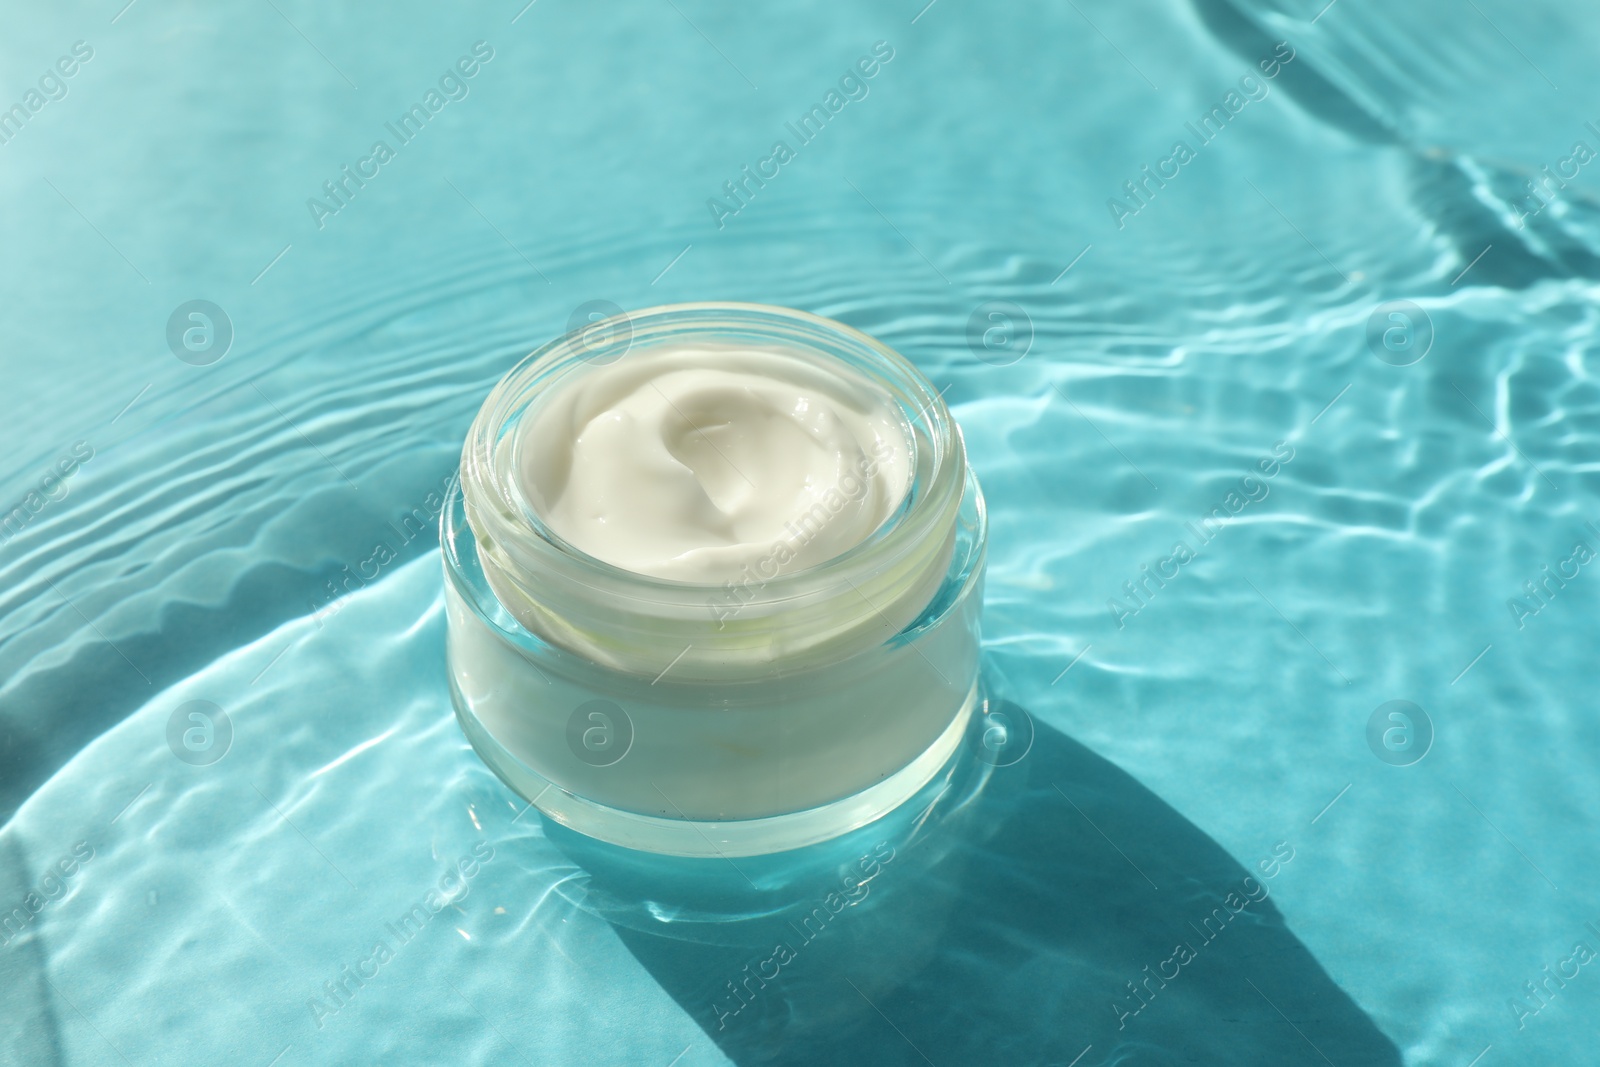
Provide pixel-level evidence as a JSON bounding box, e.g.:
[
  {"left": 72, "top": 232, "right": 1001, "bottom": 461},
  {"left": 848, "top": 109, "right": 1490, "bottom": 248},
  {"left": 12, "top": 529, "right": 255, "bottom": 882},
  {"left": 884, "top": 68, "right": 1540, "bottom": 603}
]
[
  {"left": 454, "top": 675, "right": 980, "bottom": 857},
  {"left": 441, "top": 472, "right": 987, "bottom": 857}
]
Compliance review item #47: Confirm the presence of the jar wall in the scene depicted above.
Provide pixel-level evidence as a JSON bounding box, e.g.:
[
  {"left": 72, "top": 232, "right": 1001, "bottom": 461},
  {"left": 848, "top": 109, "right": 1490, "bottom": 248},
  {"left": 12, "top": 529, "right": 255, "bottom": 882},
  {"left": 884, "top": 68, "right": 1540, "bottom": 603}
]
[{"left": 443, "top": 469, "right": 986, "bottom": 855}]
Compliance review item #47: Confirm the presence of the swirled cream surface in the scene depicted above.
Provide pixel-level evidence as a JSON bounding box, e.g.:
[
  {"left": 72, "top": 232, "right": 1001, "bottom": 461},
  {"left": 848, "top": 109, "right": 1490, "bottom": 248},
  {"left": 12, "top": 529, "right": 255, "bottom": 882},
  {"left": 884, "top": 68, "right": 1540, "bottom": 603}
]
[{"left": 514, "top": 345, "right": 911, "bottom": 583}]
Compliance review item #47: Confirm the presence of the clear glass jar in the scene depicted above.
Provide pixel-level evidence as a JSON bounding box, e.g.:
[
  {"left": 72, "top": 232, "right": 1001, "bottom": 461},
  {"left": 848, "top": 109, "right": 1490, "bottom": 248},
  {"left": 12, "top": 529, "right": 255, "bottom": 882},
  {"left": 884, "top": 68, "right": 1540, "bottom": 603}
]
[{"left": 443, "top": 303, "right": 986, "bottom": 856}]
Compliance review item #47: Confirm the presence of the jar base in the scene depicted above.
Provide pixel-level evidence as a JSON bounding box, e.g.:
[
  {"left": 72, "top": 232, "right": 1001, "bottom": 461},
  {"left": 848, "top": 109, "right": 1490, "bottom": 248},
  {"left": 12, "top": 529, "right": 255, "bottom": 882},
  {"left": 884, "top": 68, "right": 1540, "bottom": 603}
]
[{"left": 453, "top": 677, "right": 980, "bottom": 858}]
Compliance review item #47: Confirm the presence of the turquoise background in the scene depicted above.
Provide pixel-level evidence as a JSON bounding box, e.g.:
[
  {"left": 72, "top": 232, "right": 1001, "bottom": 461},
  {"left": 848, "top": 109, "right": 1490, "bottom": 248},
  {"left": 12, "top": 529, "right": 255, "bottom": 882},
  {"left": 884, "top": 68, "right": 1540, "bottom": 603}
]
[{"left": 3, "top": 0, "right": 1599, "bottom": 1063}]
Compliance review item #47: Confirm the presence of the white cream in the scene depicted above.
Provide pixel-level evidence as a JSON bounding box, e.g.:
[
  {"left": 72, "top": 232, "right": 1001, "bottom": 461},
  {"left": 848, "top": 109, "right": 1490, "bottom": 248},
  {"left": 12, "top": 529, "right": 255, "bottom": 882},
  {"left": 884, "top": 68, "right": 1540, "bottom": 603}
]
[{"left": 514, "top": 345, "right": 911, "bottom": 583}]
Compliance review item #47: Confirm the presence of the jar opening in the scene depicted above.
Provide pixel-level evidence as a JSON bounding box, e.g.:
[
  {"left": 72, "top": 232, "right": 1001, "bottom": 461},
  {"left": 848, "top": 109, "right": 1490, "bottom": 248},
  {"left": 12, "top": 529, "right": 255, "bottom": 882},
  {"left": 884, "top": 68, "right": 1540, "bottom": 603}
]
[{"left": 458, "top": 303, "right": 967, "bottom": 681}]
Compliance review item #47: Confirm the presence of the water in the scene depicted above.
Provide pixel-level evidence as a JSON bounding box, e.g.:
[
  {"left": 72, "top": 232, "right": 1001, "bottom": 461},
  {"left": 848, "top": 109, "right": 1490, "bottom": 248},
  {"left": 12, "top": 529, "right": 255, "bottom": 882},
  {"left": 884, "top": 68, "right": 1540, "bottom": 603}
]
[{"left": 3, "top": 0, "right": 1599, "bottom": 1063}]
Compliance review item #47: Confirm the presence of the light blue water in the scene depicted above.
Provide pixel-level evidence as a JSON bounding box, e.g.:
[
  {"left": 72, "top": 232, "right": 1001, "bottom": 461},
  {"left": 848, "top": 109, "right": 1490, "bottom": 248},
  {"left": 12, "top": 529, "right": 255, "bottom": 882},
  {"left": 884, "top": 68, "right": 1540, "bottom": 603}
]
[{"left": 4, "top": 0, "right": 1600, "bottom": 1063}]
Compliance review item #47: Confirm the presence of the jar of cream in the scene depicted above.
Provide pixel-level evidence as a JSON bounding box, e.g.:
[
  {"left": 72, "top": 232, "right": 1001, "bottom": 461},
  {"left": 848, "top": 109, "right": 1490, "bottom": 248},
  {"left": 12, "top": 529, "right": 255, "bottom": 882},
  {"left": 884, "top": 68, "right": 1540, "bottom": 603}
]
[{"left": 443, "top": 302, "right": 986, "bottom": 856}]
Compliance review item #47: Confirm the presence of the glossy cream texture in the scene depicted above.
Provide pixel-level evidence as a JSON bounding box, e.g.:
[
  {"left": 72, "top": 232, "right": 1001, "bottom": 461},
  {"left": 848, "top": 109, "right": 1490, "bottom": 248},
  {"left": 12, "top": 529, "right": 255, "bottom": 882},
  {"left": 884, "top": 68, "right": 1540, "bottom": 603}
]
[{"left": 513, "top": 345, "right": 911, "bottom": 582}]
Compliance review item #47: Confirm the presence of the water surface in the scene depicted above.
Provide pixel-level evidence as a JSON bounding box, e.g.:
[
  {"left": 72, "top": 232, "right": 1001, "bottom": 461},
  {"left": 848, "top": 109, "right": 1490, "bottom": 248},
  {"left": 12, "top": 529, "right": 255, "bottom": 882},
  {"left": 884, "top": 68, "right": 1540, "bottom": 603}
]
[{"left": 3, "top": 0, "right": 1599, "bottom": 1063}]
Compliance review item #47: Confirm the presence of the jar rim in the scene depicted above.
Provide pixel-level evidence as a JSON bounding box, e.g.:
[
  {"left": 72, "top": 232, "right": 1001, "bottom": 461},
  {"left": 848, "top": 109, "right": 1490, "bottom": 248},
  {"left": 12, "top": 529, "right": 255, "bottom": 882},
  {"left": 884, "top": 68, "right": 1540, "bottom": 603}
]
[{"left": 457, "top": 301, "right": 969, "bottom": 677}]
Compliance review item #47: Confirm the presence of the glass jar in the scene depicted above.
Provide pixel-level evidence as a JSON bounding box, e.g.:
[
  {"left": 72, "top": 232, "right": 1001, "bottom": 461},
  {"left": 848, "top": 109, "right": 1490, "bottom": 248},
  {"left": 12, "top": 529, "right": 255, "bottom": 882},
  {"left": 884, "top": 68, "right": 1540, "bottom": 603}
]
[{"left": 443, "top": 302, "right": 986, "bottom": 856}]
